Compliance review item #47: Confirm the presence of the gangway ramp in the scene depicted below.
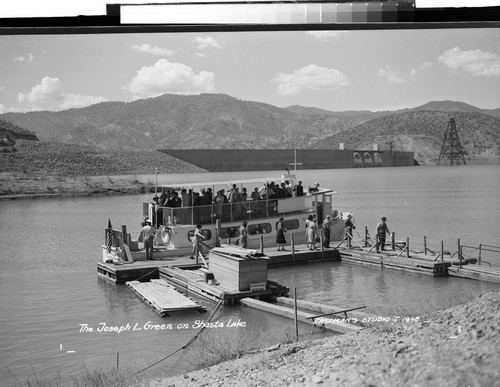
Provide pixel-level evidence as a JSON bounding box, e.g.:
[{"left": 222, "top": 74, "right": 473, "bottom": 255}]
[
  {"left": 126, "top": 279, "right": 207, "bottom": 316},
  {"left": 240, "top": 297, "right": 364, "bottom": 334}
]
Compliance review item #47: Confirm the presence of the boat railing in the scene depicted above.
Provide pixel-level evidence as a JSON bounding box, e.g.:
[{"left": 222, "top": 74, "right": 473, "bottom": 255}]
[{"left": 155, "top": 196, "right": 310, "bottom": 226}]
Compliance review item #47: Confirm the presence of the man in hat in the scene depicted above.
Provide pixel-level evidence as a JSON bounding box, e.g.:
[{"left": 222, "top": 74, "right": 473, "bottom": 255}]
[
  {"left": 142, "top": 219, "right": 156, "bottom": 260},
  {"left": 322, "top": 215, "right": 332, "bottom": 248},
  {"left": 344, "top": 214, "right": 356, "bottom": 249},
  {"left": 375, "top": 217, "right": 390, "bottom": 253}
]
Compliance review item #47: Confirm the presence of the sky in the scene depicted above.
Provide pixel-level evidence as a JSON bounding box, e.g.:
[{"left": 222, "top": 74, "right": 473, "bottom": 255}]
[{"left": 1, "top": 27, "right": 499, "bottom": 114}]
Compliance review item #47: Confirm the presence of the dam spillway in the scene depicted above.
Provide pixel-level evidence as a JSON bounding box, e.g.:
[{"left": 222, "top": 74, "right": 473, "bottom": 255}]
[{"left": 158, "top": 149, "right": 416, "bottom": 172}]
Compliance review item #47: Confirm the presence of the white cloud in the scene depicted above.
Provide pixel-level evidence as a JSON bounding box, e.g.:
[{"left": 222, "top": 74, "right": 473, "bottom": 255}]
[
  {"left": 377, "top": 66, "right": 404, "bottom": 84},
  {"left": 128, "top": 58, "right": 215, "bottom": 98},
  {"left": 14, "top": 53, "right": 34, "bottom": 63},
  {"left": 17, "top": 76, "right": 106, "bottom": 110},
  {"left": 192, "top": 36, "right": 224, "bottom": 50},
  {"left": 305, "top": 31, "right": 348, "bottom": 41},
  {"left": 272, "top": 64, "right": 350, "bottom": 96},
  {"left": 131, "top": 43, "right": 173, "bottom": 56},
  {"left": 438, "top": 47, "right": 500, "bottom": 77},
  {"left": 18, "top": 76, "right": 63, "bottom": 103}
]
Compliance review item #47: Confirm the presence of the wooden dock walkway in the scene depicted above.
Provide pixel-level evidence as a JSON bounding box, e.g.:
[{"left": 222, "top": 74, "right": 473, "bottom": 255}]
[
  {"left": 126, "top": 279, "right": 206, "bottom": 316},
  {"left": 97, "top": 243, "right": 500, "bottom": 285},
  {"left": 448, "top": 264, "right": 500, "bottom": 284},
  {"left": 336, "top": 244, "right": 500, "bottom": 283},
  {"left": 97, "top": 257, "right": 196, "bottom": 284},
  {"left": 240, "top": 297, "right": 364, "bottom": 334},
  {"left": 338, "top": 247, "right": 451, "bottom": 276}
]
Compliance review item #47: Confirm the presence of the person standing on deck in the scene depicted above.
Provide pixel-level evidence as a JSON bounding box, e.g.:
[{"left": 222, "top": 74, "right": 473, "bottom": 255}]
[
  {"left": 142, "top": 219, "right": 156, "bottom": 260},
  {"left": 191, "top": 224, "right": 205, "bottom": 259},
  {"left": 294, "top": 181, "right": 304, "bottom": 197},
  {"left": 322, "top": 215, "right": 332, "bottom": 248},
  {"left": 305, "top": 214, "right": 313, "bottom": 248},
  {"left": 238, "top": 220, "right": 249, "bottom": 248},
  {"left": 307, "top": 215, "right": 318, "bottom": 250},
  {"left": 375, "top": 217, "right": 390, "bottom": 253},
  {"left": 276, "top": 217, "right": 287, "bottom": 251},
  {"left": 344, "top": 214, "right": 356, "bottom": 249}
]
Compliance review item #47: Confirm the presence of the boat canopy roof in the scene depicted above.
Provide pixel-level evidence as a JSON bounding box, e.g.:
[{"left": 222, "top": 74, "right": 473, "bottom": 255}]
[{"left": 157, "top": 176, "right": 299, "bottom": 190}]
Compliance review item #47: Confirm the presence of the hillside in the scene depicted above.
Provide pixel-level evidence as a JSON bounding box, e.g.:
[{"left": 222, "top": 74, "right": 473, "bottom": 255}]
[
  {"left": 7, "top": 140, "right": 206, "bottom": 176},
  {"left": 311, "top": 111, "right": 500, "bottom": 165},
  {"left": 410, "top": 100, "right": 500, "bottom": 118},
  {"left": 0, "top": 94, "right": 368, "bottom": 151},
  {"left": 0, "top": 118, "right": 38, "bottom": 142}
]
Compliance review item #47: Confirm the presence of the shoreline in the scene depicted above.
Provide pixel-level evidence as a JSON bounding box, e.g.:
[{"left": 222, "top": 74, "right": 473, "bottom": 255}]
[
  {"left": 0, "top": 172, "right": 158, "bottom": 200},
  {"left": 147, "top": 289, "right": 500, "bottom": 387}
]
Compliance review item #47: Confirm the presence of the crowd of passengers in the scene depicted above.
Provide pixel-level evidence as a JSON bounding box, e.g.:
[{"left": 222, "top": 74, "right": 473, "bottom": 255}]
[{"left": 152, "top": 180, "right": 310, "bottom": 225}]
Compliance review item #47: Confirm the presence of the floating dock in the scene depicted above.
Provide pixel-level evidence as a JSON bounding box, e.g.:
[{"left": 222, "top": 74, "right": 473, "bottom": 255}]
[
  {"left": 448, "top": 264, "right": 500, "bottom": 284},
  {"left": 126, "top": 279, "right": 207, "bottom": 316},
  {"left": 97, "top": 257, "right": 195, "bottom": 284},
  {"left": 338, "top": 247, "right": 451, "bottom": 277},
  {"left": 337, "top": 245, "right": 500, "bottom": 283},
  {"left": 97, "top": 243, "right": 500, "bottom": 285},
  {"left": 159, "top": 265, "right": 289, "bottom": 304},
  {"left": 240, "top": 297, "right": 365, "bottom": 334}
]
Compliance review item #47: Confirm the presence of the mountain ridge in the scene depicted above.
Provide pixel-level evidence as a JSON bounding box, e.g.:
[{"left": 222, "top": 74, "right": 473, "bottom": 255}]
[{"left": 1, "top": 94, "right": 499, "bottom": 165}]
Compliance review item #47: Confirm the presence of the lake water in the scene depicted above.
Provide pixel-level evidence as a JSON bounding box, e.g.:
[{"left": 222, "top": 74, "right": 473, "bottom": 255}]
[{"left": 1, "top": 165, "right": 499, "bottom": 385}]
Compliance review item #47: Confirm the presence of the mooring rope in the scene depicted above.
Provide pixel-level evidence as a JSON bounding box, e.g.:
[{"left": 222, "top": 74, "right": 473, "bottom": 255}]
[
  {"left": 133, "top": 267, "right": 160, "bottom": 282},
  {"left": 135, "top": 292, "right": 226, "bottom": 375}
]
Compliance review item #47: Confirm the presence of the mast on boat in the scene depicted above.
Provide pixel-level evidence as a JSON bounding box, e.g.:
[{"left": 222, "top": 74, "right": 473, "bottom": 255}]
[{"left": 287, "top": 149, "right": 303, "bottom": 178}]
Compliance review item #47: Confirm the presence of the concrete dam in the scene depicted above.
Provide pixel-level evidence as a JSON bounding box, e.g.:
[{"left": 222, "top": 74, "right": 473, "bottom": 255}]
[{"left": 158, "top": 149, "right": 416, "bottom": 172}]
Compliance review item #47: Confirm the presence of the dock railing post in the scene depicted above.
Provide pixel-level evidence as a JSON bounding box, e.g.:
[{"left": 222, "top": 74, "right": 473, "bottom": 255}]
[
  {"left": 424, "top": 236, "right": 427, "bottom": 255},
  {"left": 260, "top": 235, "right": 264, "bottom": 254},
  {"left": 365, "top": 226, "right": 369, "bottom": 247},
  {"left": 391, "top": 232, "right": 395, "bottom": 251},
  {"left": 291, "top": 233, "right": 296, "bottom": 263},
  {"left": 320, "top": 232, "right": 324, "bottom": 258},
  {"left": 478, "top": 244, "right": 482, "bottom": 265},
  {"left": 406, "top": 237, "right": 410, "bottom": 258},
  {"left": 122, "top": 225, "right": 128, "bottom": 245},
  {"left": 215, "top": 219, "right": 221, "bottom": 247},
  {"left": 293, "top": 287, "right": 299, "bottom": 342},
  {"left": 458, "top": 239, "right": 462, "bottom": 269},
  {"left": 195, "top": 241, "right": 199, "bottom": 264},
  {"left": 441, "top": 241, "right": 444, "bottom": 263}
]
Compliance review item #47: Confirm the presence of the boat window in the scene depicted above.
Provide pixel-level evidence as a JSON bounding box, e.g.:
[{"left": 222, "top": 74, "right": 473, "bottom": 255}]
[
  {"left": 247, "top": 223, "right": 272, "bottom": 235},
  {"left": 282, "top": 219, "right": 299, "bottom": 231},
  {"left": 187, "top": 229, "right": 212, "bottom": 241}
]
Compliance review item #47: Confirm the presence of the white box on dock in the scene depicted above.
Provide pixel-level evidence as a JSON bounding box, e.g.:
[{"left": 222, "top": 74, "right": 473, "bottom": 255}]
[{"left": 209, "top": 246, "right": 269, "bottom": 291}]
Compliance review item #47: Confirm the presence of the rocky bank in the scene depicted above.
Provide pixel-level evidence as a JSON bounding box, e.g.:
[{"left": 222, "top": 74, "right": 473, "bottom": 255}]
[
  {"left": 0, "top": 140, "right": 206, "bottom": 198},
  {"left": 145, "top": 290, "right": 499, "bottom": 387}
]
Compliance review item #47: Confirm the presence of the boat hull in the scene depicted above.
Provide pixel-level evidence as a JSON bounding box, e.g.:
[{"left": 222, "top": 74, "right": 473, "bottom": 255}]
[{"left": 103, "top": 212, "right": 349, "bottom": 262}]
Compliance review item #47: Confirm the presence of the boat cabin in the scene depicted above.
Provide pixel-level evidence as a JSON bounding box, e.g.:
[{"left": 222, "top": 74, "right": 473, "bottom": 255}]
[{"left": 143, "top": 175, "right": 334, "bottom": 230}]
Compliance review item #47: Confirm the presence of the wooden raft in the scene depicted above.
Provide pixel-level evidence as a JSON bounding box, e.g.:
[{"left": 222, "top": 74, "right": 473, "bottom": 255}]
[{"left": 126, "top": 279, "right": 206, "bottom": 316}]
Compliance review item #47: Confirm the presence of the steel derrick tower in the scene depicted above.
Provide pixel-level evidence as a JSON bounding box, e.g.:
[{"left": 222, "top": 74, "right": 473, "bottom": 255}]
[{"left": 437, "top": 117, "right": 467, "bottom": 165}]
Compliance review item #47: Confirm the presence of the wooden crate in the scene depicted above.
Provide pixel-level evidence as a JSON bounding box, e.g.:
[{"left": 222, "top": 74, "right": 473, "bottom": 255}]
[{"left": 209, "top": 249, "right": 269, "bottom": 291}]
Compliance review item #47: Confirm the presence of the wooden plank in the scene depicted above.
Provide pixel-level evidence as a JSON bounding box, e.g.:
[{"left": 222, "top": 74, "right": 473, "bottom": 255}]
[
  {"left": 276, "top": 297, "right": 370, "bottom": 320},
  {"left": 240, "top": 298, "right": 363, "bottom": 334}
]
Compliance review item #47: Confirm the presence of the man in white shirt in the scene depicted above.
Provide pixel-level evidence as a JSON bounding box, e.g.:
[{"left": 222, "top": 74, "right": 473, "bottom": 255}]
[{"left": 142, "top": 219, "right": 156, "bottom": 260}]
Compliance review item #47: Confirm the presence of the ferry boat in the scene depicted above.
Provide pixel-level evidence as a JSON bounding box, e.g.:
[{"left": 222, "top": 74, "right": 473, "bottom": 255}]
[{"left": 102, "top": 172, "right": 350, "bottom": 262}]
